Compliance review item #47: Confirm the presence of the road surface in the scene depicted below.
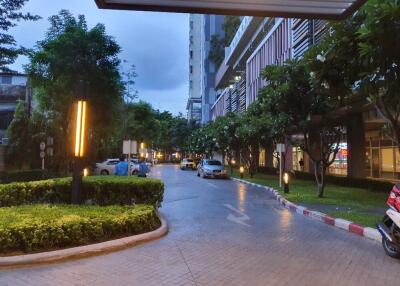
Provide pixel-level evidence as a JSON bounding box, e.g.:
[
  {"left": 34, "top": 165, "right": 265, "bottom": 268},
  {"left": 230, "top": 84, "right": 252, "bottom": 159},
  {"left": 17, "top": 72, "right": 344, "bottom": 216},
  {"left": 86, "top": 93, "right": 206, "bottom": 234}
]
[{"left": 0, "top": 165, "right": 399, "bottom": 285}]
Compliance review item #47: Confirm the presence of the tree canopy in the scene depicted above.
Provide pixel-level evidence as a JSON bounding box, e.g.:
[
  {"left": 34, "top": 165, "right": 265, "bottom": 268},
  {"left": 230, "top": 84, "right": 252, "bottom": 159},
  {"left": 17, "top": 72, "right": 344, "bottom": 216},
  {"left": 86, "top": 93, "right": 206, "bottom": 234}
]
[{"left": 0, "top": 0, "right": 40, "bottom": 71}]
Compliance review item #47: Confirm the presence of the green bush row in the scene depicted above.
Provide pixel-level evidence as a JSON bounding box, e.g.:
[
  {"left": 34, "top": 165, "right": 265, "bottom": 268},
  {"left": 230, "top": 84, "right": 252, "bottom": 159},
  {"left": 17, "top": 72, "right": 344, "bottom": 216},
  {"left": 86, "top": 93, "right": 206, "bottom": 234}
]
[
  {"left": 0, "top": 169, "right": 62, "bottom": 184},
  {"left": 293, "top": 171, "right": 393, "bottom": 193},
  {"left": 0, "top": 176, "right": 164, "bottom": 207},
  {"left": 0, "top": 204, "right": 160, "bottom": 254}
]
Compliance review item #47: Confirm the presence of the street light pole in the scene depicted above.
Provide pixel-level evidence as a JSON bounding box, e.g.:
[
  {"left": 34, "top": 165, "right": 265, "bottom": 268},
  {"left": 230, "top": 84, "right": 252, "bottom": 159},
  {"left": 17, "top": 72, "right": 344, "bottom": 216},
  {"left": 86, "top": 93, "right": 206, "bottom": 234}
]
[{"left": 71, "top": 81, "right": 87, "bottom": 204}]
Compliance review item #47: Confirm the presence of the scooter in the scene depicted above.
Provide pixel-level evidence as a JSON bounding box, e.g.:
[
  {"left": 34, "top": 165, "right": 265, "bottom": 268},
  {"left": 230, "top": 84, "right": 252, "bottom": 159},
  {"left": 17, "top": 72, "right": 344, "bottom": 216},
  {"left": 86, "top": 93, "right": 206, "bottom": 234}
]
[{"left": 377, "top": 183, "right": 400, "bottom": 258}]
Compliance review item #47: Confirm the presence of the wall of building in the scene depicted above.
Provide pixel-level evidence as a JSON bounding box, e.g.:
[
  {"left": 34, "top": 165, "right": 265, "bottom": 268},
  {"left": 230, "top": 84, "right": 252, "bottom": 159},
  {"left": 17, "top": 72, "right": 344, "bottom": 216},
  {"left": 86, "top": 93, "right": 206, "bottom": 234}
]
[
  {"left": 246, "top": 19, "right": 292, "bottom": 107},
  {"left": 200, "top": 15, "right": 225, "bottom": 124},
  {"left": 0, "top": 73, "right": 29, "bottom": 143},
  {"left": 187, "top": 14, "right": 203, "bottom": 124}
]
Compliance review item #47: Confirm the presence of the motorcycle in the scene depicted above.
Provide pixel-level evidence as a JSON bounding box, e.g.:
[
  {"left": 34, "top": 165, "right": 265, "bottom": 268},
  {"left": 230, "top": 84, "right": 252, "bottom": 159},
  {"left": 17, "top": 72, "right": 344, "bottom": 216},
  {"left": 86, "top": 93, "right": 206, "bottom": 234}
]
[{"left": 377, "top": 183, "right": 400, "bottom": 258}]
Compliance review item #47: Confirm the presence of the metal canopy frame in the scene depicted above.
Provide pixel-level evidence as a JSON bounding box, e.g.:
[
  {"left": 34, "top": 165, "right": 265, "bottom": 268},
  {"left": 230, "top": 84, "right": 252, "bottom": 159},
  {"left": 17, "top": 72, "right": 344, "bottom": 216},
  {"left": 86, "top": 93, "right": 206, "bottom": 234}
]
[{"left": 95, "top": 0, "right": 367, "bottom": 20}]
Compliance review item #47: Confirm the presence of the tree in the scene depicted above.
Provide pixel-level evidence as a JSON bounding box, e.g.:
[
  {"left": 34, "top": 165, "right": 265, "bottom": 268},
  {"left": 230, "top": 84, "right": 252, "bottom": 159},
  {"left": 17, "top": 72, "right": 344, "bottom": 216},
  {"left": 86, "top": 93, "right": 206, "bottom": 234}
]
[
  {"left": 222, "top": 16, "right": 241, "bottom": 45},
  {"left": 358, "top": 0, "right": 400, "bottom": 149},
  {"left": 208, "top": 16, "right": 241, "bottom": 67},
  {"left": 235, "top": 104, "right": 270, "bottom": 178},
  {"left": 27, "top": 10, "right": 124, "bottom": 170},
  {"left": 212, "top": 112, "right": 241, "bottom": 173},
  {"left": 208, "top": 35, "right": 225, "bottom": 68},
  {"left": 0, "top": 0, "right": 40, "bottom": 71},
  {"left": 259, "top": 59, "right": 342, "bottom": 197},
  {"left": 6, "top": 100, "right": 32, "bottom": 169},
  {"left": 122, "top": 63, "right": 138, "bottom": 103},
  {"left": 122, "top": 101, "right": 159, "bottom": 145}
]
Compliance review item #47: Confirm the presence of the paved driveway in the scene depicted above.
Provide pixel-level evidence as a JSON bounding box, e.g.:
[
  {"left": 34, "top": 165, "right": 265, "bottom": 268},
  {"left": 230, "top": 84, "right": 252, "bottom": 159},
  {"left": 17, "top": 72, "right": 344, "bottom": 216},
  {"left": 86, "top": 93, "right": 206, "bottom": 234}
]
[{"left": 0, "top": 165, "right": 399, "bottom": 285}]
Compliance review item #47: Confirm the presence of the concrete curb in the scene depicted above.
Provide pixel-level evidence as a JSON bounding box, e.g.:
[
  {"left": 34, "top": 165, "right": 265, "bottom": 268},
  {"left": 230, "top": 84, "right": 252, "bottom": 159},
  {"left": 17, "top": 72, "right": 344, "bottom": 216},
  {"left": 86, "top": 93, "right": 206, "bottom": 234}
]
[
  {"left": 232, "top": 177, "right": 382, "bottom": 242},
  {"left": 0, "top": 213, "right": 168, "bottom": 268}
]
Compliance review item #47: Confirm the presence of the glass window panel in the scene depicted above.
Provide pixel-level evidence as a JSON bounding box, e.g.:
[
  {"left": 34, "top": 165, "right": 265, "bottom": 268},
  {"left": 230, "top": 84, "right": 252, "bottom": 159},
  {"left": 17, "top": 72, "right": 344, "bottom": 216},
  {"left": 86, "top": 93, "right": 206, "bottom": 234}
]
[{"left": 381, "top": 148, "right": 394, "bottom": 172}]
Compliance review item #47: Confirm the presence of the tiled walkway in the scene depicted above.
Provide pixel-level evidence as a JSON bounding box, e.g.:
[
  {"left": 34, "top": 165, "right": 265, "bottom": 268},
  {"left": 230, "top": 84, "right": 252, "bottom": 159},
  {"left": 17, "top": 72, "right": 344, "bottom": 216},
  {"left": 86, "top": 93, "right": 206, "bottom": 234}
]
[{"left": 0, "top": 165, "right": 399, "bottom": 285}]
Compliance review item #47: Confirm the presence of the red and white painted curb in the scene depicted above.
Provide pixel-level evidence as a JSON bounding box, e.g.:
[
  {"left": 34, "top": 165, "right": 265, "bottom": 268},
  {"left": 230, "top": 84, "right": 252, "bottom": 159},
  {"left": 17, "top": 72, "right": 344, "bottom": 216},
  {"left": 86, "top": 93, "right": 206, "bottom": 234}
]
[{"left": 232, "top": 177, "right": 381, "bottom": 242}]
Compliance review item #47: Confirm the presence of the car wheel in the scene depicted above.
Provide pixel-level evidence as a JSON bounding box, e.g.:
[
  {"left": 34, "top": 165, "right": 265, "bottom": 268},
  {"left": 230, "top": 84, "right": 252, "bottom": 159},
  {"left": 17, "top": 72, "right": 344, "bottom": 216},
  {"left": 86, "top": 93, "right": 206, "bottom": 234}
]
[
  {"left": 100, "top": 170, "right": 109, "bottom": 176},
  {"left": 197, "top": 172, "right": 200, "bottom": 177},
  {"left": 131, "top": 170, "right": 137, "bottom": 175}
]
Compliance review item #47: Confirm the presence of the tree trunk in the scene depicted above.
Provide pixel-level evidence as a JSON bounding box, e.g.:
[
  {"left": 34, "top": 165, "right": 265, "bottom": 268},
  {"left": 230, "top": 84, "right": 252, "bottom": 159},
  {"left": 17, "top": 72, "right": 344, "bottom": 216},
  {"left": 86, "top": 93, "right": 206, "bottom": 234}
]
[{"left": 315, "top": 164, "right": 326, "bottom": 198}]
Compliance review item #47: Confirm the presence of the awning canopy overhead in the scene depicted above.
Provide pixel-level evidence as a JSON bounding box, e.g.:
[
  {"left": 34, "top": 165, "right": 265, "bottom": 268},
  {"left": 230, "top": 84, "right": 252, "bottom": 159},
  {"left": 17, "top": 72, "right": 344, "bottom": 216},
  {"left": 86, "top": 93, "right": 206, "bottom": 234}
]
[{"left": 95, "top": 0, "right": 366, "bottom": 20}]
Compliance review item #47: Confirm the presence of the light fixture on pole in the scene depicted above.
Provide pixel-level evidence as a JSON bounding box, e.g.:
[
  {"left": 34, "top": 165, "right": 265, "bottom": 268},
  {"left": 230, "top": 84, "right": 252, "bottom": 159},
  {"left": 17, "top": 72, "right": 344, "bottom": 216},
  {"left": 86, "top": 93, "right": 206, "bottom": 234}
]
[
  {"left": 283, "top": 172, "right": 290, "bottom": 194},
  {"left": 71, "top": 80, "right": 87, "bottom": 204},
  {"left": 240, "top": 166, "right": 244, "bottom": 179}
]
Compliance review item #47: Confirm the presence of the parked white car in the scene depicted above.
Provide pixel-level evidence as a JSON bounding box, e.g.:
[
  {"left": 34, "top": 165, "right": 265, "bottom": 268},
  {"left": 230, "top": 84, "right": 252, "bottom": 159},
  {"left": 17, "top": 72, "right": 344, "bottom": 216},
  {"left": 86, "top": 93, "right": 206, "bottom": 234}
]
[{"left": 95, "top": 159, "right": 139, "bottom": 175}]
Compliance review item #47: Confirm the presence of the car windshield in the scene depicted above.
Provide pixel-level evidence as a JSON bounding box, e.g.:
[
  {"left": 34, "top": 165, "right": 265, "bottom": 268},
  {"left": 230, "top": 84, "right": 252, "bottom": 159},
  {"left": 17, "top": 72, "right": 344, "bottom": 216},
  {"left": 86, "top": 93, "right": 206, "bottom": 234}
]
[{"left": 206, "top": 160, "right": 222, "bottom": 166}]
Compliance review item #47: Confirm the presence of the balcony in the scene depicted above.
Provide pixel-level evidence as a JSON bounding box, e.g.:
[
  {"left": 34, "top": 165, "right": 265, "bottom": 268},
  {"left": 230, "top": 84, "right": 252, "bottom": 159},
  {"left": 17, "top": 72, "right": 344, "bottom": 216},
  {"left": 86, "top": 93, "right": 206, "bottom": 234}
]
[
  {"left": 0, "top": 85, "right": 26, "bottom": 102},
  {"left": 215, "top": 17, "right": 274, "bottom": 89}
]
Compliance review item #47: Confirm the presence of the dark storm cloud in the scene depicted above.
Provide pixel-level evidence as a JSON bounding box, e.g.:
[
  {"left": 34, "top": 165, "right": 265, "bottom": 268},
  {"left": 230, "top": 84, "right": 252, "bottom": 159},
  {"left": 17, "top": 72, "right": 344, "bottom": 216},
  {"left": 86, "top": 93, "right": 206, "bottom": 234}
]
[{"left": 10, "top": 0, "right": 189, "bottom": 114}]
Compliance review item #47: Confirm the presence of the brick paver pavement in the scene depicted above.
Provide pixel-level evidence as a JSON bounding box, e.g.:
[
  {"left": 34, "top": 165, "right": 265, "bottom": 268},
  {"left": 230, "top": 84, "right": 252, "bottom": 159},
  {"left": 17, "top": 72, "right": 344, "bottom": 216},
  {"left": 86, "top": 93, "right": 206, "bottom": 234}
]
[{"left": 0, "top": 165, "right": 399, "bottom": 285}]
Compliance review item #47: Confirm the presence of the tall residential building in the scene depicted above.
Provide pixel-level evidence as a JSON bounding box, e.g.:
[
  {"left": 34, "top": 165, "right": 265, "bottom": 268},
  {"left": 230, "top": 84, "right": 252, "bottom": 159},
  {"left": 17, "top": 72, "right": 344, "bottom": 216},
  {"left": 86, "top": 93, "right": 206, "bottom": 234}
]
[
  {"left": 187, "top": 14, "right": 202, "bottom": 124},
  {"left": 200, "top": 15, "right": 225, "bottom": 124},
  {"left": 187, "top": 14, "right": 225, "bottom": 125}
]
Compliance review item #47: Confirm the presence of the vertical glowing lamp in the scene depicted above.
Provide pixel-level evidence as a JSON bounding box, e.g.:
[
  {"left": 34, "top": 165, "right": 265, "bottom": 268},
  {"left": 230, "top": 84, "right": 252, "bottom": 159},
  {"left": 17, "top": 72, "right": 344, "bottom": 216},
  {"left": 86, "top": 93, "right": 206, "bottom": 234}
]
[
  {"left": 71, "top": 81, "right": 88, "bottom": 204},
  {"left": 74, "top": 100, "right": 87, "bottom": 157}
]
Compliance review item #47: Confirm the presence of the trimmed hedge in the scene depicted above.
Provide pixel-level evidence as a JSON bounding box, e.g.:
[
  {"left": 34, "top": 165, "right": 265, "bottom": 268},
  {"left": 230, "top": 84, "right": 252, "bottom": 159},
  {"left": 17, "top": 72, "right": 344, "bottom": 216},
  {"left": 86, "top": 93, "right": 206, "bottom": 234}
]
[
  {"left": 0, "top": 176, "right": 164, "bottom": 207},
  {"left": 0, "top": 204, "right": 160, "bottom": 254},
  {"left": 293, "top": 171, "right": 393, "bottom": 193},
  {"left": 0, "top": 169, "right": 62, "bottom": 184}
]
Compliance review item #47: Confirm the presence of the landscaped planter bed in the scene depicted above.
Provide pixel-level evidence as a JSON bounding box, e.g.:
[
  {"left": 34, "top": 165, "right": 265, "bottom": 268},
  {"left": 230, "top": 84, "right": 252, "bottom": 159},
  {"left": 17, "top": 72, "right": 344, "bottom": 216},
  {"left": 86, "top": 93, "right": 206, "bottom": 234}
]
[
  {"left": 0, "top": 176, "right": 164, "bottom": 207},
  {"left": 0, "top": 176, "right": 165, "bottom": 256},
  {"left": 0, "top": 204, "right": 160, "bottom": 255}
]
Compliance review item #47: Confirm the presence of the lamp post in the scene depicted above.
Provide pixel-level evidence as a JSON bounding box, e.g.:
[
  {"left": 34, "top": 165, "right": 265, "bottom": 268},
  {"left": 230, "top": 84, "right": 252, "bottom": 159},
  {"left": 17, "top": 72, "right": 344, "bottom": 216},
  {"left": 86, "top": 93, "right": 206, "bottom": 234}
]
[
  {"left": 283, "top": 172, "right": 290, "bottom": 194},
  {"left": 240, "top": 166, "right": 244, "bottom": 179},
  {"left": 71, "top": 81, "right": 87, "bottom": 204}
]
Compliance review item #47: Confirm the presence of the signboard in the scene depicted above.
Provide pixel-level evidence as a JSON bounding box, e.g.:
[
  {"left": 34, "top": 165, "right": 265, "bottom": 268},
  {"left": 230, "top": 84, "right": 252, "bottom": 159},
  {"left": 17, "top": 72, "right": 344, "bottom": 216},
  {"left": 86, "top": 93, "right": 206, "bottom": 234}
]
[
  {"left": 95, "top": 0, "right": 367, "bottom": 20},
  {"left": 276, "top": 143, "right": 285, "bottom": 153},
  {"left": 40, "top": 142, "right": 46, "bottom": 151},
  {"left": 123, "top": 140, "right": 138, "bottom": 155}
]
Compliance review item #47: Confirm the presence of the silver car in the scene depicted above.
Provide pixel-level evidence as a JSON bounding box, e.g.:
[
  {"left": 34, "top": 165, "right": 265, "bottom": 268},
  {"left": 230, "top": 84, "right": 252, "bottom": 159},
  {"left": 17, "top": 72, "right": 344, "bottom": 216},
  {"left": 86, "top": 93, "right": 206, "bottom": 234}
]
[{"left": 197, "top": 159, "right": 228, "bottom": 179}]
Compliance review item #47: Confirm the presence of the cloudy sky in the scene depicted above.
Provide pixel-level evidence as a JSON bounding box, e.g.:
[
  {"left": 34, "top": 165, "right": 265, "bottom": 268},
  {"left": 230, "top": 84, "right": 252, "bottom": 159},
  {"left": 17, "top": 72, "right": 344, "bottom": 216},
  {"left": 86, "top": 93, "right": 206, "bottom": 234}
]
[{"left": 10, "top": 0, "right": 189, "bottom": 115}]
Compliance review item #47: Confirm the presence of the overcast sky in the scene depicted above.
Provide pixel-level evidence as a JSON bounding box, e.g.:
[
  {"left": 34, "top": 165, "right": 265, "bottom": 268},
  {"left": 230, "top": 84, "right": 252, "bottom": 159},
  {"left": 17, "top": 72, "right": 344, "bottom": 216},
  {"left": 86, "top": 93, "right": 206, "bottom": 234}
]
[{"left": 10, "top": 0, "right": 189, "bottom": 115}]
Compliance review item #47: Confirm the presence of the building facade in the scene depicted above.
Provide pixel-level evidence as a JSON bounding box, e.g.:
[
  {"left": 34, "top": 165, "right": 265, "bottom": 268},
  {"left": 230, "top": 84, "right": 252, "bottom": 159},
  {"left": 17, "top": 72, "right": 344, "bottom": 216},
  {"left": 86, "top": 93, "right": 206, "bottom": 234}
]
[
  {"left": 187, "top": 14, "right": 202, "bottom": 124},
  {"left": 208, "top": 15, "right": 400, "bottom": 182},
  {"left": 187, "top": 14, "right": 225, "bottom": 125},
  {"left": 0, "top": 72, "right": 32, "bottom": 171}
]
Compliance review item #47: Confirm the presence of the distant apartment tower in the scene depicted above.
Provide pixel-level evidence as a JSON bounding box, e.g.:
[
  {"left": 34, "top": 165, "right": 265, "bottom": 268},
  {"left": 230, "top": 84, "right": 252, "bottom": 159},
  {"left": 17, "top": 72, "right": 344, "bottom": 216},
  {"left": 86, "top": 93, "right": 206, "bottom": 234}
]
[
  {"left": 187, "top": 14, "right": 202, "bottom": 124},
  {"left": 200, "top": 15, "right": 225, "bottom": 124},
  {"left": 187, "top": 14, "right": 224, "bottom": 125}
]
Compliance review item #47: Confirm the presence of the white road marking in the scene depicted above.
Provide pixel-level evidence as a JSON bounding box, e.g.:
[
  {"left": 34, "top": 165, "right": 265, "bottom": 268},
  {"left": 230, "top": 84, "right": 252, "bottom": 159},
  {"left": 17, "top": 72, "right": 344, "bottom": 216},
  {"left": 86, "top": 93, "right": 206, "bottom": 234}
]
[
  {"left": 224, "top": 204, "right": 250, "bottom": 226},
  {"left": 206, "top": 182, "right": 219, "bottom": 189}
]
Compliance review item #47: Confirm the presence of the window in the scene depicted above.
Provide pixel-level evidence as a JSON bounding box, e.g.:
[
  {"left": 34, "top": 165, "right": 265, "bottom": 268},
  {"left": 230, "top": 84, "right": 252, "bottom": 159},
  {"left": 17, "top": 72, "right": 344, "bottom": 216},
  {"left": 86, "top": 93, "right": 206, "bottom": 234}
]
[
  {"left": 190, "top": 80, "right": 193, "bottom": 89},
  {"left": 190, "top": 36, "right": 193, "bottom": 45},
  {"left": 190, "top": 21, "right": 194, "bottom": 30},
  {"left": 1, "top": 76, "right": 12, "bottom": 85},
  {"left": 381, "top": 148, "right": 395, "bottom": 178},
  {"left": 190, "top": 50, "right": 193, "bottom": 59},
  {"left": 190, "top": 65, "right": 193, "bottom": 74}
]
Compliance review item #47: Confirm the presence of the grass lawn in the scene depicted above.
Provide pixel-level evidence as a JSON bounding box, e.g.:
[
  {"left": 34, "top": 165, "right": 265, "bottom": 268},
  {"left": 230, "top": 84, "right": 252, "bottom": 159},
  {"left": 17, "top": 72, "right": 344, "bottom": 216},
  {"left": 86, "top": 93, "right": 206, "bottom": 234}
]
[{"left": 231, "top": 171, "right": 389, "bottom": 228}]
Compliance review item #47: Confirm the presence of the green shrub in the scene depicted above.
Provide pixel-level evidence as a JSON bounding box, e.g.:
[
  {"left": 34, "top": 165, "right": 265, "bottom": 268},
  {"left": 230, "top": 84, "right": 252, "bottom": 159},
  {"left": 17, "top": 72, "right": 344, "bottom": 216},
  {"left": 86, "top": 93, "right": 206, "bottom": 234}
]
[
  {"left": 0, "top": 176, "right": 164, "bottom": 207},
  {"left": 293, "top": 171, "right": 393, "bottom": 193},
  {"left": 0, "top": 204, "right": 160, "bottom": 253},
  {"left": 0, "top": 169, "right": 62, "bottom": 184}
]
